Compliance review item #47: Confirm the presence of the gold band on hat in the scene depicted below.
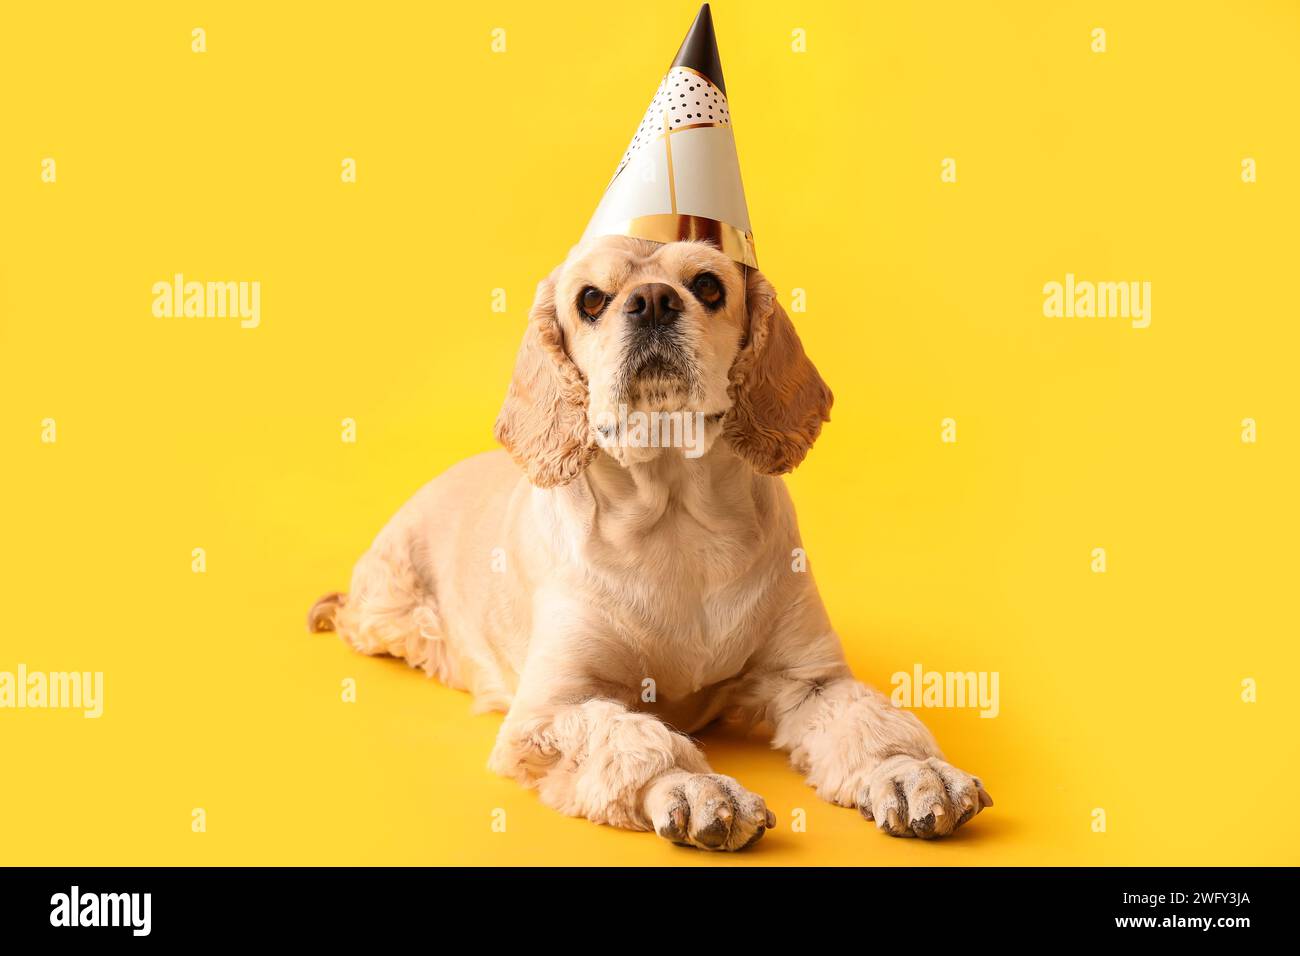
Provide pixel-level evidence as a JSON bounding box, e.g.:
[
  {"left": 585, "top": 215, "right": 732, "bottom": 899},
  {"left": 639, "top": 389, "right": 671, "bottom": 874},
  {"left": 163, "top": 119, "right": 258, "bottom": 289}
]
[{"left": 616, "top": 213, "right": 758, "bottom": 268}]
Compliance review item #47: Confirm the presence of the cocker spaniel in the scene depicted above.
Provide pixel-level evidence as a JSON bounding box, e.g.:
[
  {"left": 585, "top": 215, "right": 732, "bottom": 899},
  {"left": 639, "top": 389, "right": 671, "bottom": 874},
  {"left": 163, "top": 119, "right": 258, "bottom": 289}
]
[{"left": 310, "top": 234, "right": 991, "bottom": 850}]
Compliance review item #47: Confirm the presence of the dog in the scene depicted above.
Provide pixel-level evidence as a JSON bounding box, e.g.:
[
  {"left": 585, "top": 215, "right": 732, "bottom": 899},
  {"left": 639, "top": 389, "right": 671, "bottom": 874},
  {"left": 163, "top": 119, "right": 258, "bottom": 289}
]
[{"left": 309, "top": 234, "right": 991, "bottom": 850}]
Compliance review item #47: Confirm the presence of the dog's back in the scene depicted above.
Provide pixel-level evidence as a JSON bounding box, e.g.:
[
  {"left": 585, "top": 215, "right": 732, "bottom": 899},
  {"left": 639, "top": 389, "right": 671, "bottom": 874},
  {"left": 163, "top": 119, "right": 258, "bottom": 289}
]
[{"left": 308, "top": 449, "right": 528, "bottom": 712}]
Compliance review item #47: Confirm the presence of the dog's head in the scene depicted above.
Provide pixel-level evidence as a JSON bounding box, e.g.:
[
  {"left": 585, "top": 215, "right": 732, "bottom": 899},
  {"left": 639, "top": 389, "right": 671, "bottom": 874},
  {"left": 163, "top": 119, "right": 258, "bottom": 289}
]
[{"left": 495, "top": 235, "right": 832, "bottom": 487}]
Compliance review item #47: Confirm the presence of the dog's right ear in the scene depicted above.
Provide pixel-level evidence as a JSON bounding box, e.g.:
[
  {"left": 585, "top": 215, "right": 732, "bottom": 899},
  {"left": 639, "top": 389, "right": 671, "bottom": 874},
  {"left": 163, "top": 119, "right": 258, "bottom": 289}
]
[{"left": 494, "top": 272, "right": 596, "bottom": 488}]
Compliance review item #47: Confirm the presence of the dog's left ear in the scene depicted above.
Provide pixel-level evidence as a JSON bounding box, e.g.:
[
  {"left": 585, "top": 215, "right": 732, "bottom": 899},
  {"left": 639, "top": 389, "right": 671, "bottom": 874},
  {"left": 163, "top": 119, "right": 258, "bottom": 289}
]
[
  {"left": 723, "top": 268, "right": 833, "bottom": 475},
  {"left": 494, "top": 272, "right": 596, "bottom": 487}
]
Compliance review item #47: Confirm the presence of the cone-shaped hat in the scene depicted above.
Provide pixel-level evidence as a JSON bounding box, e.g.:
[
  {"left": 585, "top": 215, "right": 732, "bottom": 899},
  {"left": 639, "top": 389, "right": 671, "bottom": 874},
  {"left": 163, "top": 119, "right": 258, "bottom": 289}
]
[{"left": 581, "top": 4, "right": 756, "bottom": 267}]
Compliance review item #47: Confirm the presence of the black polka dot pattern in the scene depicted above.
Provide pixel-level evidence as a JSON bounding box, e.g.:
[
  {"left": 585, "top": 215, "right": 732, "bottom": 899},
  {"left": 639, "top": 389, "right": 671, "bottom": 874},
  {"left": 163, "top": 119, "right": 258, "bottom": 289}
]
[{"left": 612, "top": 67, "right": 731, "bottom": 182}]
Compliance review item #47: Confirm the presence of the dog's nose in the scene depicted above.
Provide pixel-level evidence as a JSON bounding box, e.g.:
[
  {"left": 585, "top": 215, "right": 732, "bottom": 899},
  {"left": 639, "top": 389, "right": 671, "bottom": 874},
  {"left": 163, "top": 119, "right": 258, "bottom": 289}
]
[{"left": 622, "top": 283, "right": 683, "bottom": 329}]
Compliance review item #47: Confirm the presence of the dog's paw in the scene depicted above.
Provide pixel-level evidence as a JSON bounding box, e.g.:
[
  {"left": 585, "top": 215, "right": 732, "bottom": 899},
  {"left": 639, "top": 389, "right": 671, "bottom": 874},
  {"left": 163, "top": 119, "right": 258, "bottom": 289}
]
[
  {"left": 645, "top": 772, "right": 775, "bottom": 851},
  {"left": 858, "top": 755, "right": 992, "bottom": 839}
]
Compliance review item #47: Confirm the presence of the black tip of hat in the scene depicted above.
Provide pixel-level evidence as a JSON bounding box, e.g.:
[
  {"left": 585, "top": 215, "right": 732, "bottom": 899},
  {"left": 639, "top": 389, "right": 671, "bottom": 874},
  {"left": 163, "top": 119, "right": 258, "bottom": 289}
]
[{"left": 670, "top": 3, "right": 726, "bottom": 95}]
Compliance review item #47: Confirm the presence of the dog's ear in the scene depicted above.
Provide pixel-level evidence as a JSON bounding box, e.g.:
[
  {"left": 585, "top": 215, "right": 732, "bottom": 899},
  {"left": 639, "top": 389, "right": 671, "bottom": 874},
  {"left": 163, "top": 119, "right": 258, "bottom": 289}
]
[
  {"left": 494, "top": 272, "right": 596, "bottom": 487},
  {"left": 723, "top": 268, "right": 833, "bottom": 475}
]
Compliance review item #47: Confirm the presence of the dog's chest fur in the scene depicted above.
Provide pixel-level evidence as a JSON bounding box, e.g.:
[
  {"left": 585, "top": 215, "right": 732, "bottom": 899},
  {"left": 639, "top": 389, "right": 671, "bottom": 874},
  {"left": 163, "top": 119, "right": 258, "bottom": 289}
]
[{"left": 562, "top": 449, "right": 786, "bottom": 699}]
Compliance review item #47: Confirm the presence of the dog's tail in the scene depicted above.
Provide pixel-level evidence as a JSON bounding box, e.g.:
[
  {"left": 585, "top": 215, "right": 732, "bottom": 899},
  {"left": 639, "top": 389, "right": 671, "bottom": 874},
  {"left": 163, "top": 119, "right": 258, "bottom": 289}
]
[{"left": 308, "top": 591, "right": 346, "bottom": 633}]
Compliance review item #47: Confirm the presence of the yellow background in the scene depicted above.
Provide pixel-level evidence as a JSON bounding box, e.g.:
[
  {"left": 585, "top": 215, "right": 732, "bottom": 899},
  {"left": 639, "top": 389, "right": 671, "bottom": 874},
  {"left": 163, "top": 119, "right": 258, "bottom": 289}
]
[{"left": 2, "top": 1, "right": 1297, "bottom": 866}]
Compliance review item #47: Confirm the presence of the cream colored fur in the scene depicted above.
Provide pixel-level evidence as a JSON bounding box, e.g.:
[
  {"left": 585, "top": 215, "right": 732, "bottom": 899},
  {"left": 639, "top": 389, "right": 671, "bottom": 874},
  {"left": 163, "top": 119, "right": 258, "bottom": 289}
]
[{"left": 311, "top": 236, "right": 991, "bottom": 849}]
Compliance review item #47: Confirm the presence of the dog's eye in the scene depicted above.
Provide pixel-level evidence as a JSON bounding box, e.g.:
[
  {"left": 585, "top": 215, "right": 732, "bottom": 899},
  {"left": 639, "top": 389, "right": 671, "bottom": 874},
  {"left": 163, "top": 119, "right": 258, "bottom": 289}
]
[
  {"left": 691, "top": 273, "right": 724, "bottom": 308},
  {"left": 579, "top": 286, "right": 609, "bottom": 321}
]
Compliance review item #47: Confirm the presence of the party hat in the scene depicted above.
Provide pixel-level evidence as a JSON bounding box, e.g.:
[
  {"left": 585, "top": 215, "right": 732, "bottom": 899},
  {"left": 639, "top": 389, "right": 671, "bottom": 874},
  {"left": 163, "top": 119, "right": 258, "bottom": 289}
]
[{"left": 581, "top": 4, "right": 757, "bottom": 267}]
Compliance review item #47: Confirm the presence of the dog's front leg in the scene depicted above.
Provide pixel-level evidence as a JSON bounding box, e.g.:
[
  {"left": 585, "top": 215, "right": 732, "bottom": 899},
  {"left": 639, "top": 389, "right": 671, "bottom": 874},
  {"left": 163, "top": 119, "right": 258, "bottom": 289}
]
[
  {"left": 487, "top": 607, "right": 775, "bottom": 849},
  {"left": 490, "top": 697, "right": 773, "bottom": 849},
  {"left": 739, "top": 613, "right": 992, "bottom": 839}
]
